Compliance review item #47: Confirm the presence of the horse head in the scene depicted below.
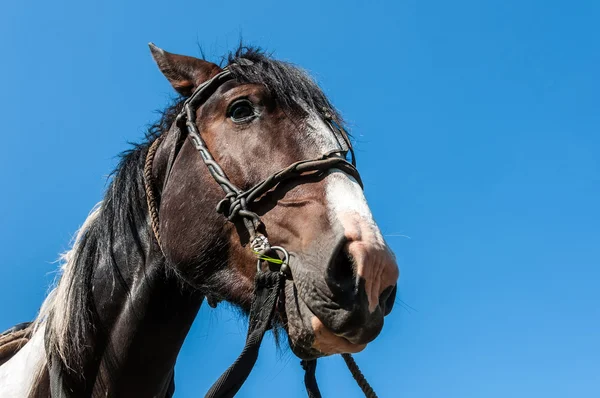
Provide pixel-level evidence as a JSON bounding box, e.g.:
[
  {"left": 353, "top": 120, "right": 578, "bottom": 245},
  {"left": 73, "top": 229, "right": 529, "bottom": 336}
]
[{"left": 150, "top": 45, "right": 399, "bottom": 359}]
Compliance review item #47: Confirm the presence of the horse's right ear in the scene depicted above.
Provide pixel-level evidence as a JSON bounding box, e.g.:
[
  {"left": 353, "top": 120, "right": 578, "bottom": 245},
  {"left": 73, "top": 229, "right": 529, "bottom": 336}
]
[{"left": 149, "top": 43, "right": 222, "bottom": 97}]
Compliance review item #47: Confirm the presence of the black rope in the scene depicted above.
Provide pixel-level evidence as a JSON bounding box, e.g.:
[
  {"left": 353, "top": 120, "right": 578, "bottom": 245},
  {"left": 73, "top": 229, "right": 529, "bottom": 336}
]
[
  {"left": 143, "top": 134, "right": 166, "bottom": 253},
  {"left": 342, "top": 354, "right": 378, "bottom": 398},
  {"left": 205, "top": 271, "right": 284, "bottom": 398},
  {"left": 301, "top": 359, "right": 322, "bottom": 398}
]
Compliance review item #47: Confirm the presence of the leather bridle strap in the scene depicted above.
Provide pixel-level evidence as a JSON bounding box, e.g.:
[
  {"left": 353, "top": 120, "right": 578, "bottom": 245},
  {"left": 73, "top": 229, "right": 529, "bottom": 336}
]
[{"left": 174, "top": 66, "right": 362, "bottom": 259}]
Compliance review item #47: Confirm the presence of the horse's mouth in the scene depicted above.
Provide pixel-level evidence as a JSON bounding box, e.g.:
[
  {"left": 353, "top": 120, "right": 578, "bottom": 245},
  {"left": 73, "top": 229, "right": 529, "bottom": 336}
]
[{"left": 277, "top": 280, "right": 367, "bottom": 360}]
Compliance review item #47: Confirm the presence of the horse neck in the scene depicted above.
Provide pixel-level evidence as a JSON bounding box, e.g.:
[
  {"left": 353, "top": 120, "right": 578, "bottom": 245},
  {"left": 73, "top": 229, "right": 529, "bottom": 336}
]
[
  {"left": 87, "top": 256, "right": 204, "bottom": 397},
  {"left": 25, "top": 232, "right": 206, "bottom": 398},
  {"left": 42, "top": 139, "right": 207, "bottom": 397},
  {"left": 42, "top": 250, "right": 205, "bottom": 397},
  {"left": 83, "top": 133, "right": 208, "bottom": 397}
]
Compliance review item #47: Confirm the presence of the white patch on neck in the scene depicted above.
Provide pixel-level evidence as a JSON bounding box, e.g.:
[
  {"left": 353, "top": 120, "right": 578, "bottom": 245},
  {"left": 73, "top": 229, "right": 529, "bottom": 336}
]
[
  {"left": 0, "top": 202, "right": 104, "bottom": 397},
  {"left": 50, "top": 203, "right": 102, "bottom": 366},
  {"left": 0, "top": 324, "right": 47, "bottom": 397}
]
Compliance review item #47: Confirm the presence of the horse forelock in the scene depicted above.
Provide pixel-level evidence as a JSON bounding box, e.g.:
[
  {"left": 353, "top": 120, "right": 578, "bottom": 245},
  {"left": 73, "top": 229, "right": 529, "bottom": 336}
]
[{"left": 226, "top": 45, "right": 345, "bottom": 125}]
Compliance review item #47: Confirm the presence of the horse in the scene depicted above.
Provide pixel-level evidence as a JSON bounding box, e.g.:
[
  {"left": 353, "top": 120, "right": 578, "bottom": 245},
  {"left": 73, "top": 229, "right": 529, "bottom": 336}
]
[{"left": 0, "top": 44, "right": 399, "bottom": 397}]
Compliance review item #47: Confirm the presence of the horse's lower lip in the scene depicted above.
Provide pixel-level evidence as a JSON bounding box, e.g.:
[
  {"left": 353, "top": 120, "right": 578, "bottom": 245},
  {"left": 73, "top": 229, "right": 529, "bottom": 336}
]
[
  {"left": 310, "top": 316, "right": 367, "bottom": 355},
  {"left": 327, "top": 333, "right": 367, "bottom": 354}
]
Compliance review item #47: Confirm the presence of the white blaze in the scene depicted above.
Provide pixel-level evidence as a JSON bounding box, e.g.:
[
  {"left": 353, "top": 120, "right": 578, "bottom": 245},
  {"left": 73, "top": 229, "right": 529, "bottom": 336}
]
[
  {"left": 306, "top": 112, "right": 393, "bottom": 313},
  {"left": 305, "top": 112, "right": 385, "bottom": 247}
]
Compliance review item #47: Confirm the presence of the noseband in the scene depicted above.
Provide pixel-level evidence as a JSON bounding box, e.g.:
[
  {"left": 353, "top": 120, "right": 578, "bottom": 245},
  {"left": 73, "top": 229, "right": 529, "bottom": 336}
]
[{"left": 144, "top": 62, "right": 377, "bottom": 398}]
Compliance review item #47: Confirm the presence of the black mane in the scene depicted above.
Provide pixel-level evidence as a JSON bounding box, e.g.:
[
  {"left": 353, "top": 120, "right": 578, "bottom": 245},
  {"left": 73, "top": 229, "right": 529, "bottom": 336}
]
[{"left": 45, "top": 138, "right": 155, "bottom": 392}]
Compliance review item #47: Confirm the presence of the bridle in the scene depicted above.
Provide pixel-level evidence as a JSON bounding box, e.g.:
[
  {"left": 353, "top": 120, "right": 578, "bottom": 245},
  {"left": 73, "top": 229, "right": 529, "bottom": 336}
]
[
  {"left": 175, "top": 65, "right": 362, "bottom": 262},
  {"left": 144, "top": 61, "right": 378, "bottom": 398}
]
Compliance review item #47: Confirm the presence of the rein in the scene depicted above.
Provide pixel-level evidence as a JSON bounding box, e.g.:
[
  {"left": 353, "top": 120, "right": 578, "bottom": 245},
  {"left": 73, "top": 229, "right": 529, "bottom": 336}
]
[{"left": 143, "top": 63, "right": 378, "bottom": 398}]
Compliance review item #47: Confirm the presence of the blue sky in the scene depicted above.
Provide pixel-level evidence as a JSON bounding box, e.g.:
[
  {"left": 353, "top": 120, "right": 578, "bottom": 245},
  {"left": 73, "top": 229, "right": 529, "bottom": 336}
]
[{"left": 1, "top": 0, "right": 598, "bottom": 397}]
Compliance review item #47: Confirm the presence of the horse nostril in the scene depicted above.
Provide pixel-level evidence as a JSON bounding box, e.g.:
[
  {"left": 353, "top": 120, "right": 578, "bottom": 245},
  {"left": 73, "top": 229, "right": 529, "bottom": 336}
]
[
  {"left": 379, "top": 285, "right": 397, "bottom": 316},
  {"left": 327, "top": 243, "right": 357, "bottom": 305}
]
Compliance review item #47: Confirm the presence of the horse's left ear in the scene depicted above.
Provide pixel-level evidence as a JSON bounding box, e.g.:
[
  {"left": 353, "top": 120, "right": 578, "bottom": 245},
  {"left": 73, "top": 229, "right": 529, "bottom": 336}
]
[{"left": 149, "top": 43, "right": 222, "bottom": 96}]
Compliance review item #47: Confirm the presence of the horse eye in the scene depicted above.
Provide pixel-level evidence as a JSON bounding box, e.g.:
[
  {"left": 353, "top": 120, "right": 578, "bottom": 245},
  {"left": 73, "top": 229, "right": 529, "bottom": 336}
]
[{"left": 228, "top": 100, "right": 255, "bottom": 122}]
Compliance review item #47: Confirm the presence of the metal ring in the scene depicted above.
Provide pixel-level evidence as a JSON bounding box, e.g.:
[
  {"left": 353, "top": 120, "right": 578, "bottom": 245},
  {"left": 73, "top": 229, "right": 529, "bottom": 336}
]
[{"left": 256, "top": 245, "right": 290, "bottom": 273}]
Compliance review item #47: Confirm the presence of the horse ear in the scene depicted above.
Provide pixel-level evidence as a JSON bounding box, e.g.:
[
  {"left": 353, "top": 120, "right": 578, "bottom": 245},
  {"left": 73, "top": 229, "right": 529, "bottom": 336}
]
[{"left": 149, "top": 43, "right": 222, "bottom": 96}]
